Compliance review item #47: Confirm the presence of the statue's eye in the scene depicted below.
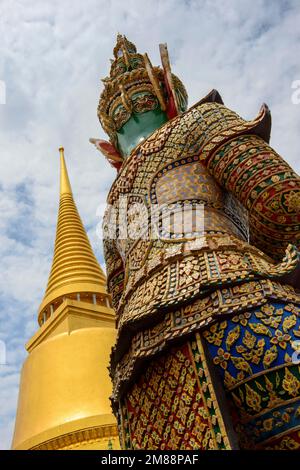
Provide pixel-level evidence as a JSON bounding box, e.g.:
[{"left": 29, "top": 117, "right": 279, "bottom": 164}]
[{"left": 112, "top": 105, "right": 131, "bottom": 130}]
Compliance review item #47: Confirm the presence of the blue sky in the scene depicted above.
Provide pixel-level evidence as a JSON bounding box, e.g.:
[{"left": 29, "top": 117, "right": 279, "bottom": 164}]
[{"left": 0, "top": 0, "right": 300, "bottom": 450}]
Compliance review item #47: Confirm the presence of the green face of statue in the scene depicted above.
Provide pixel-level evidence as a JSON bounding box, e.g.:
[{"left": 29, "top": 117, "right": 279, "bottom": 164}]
[
  {"left": 116, "top": 107, "right": 168, "bottom": 157},
  {"left": 111, "top": 91, "right": 169, "bottom": 158}
]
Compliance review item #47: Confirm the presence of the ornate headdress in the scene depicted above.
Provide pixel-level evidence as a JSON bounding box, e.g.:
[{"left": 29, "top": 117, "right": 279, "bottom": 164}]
[{"left": 97, "top": 34, "right": 188, "bottom": 151}]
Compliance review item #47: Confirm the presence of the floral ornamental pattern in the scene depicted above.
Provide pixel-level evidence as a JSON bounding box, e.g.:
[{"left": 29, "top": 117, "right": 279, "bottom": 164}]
[
  {"left": 120, "top": 341, "right": 230, "bottom": 450},
  {"left": 284, "top": 191, "right": 300, "bottom": 213},
  {"left": 203, "top": 301, "right": 300, "bottom": 448},
  {"left": 110, "top": 280, "right": 300, "bottom": 408},
  {"left": 263, "top": 429, "right": 300, "bottom": 450},
  {"left": 204, "top": 302, "right": 300, "bottom": 386}
]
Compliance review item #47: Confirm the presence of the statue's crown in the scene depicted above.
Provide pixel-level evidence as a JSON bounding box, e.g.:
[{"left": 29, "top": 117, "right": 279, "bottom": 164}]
[
  {"left": 97, "top": 34, "right": 188, "bottom": 147},
  {"left": 113, "top": 34, "right": 137, "bottom": 60}
]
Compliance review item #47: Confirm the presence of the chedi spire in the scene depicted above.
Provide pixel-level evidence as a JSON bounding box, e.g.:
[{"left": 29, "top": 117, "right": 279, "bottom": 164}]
[{"left": 38, "top": 148, "right": 107, "bottom": 325}]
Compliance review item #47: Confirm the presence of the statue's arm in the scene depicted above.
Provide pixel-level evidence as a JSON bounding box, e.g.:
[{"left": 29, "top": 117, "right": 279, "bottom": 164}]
[{"left": 202, "top": 104, "right": 300, "bottom": 260}]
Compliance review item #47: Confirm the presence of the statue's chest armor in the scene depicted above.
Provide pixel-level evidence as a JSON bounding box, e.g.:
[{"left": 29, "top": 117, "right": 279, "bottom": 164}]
[
  {"left": 108, "top": 101, "right": 244, "bottom": 205},
  {"left": 107, "top": 109, "right": 249, "bottom": 263}
]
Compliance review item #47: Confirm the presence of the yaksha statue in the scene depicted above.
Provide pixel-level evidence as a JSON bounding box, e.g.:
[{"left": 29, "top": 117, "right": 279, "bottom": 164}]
[{"left": 93, "top": 35, "right": 300, "bottom": 450}]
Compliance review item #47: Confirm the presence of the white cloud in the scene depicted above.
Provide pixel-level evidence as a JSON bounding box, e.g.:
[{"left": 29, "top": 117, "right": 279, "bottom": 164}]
[{"left": 0, "top": 0, "right": 300, "bottom": 450}]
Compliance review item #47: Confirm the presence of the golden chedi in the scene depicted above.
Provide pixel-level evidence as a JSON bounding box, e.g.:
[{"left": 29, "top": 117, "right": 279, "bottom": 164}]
[{"left": 12, "top": 148, "right": 119, "bottom": 450}]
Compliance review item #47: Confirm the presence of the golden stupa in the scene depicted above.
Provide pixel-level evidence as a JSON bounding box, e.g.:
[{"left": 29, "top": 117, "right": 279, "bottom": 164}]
[{"left": 12, "top": 148, "right": 119, "bottom": 450}]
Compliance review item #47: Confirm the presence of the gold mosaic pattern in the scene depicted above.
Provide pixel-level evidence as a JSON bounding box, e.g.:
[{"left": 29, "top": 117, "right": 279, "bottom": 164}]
[
  {"left": 119, "top": 340, "right": 231, "bottom": 450},
  {"left": 110, "top": 279, "right": 300, "bottom": 404},
  {"left": 115, "top": 240, "right": 298, "bottom": 331}
]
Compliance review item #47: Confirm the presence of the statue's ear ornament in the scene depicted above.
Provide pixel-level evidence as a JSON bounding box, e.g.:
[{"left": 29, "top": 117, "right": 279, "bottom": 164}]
[{"left": 159, "top": 43, "right": 180, "bottom": 119}]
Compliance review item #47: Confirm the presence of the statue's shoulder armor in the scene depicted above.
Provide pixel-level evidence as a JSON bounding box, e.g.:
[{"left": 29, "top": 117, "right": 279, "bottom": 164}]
[
  {"left": 139, "top": 115, "right": 181, "bottom": 156},
  {"left": 139, "top": 98, "right": 230, "bottom": 158},
  {"left": 107, "top": 100, "right": 225, "bottom": 204},
  {"left": 138, "top": 89, "right": 225, "bottom": 157},
  {"left": 107, "top": 94, "right": 271, "bottom": 205}
]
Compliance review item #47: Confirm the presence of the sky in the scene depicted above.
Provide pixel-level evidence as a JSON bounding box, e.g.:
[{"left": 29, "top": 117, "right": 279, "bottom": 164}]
[{"left": 0, "top": 0, "right": 300, "bottom": 450}]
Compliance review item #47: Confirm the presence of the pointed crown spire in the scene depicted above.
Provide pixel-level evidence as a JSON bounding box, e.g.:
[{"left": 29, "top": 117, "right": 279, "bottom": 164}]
[
  {"left": 113, "top": 34, "right": 137, "bottom": 59},
  {"left": 38, "top": 148, "right": 108, "bottom": 324}
]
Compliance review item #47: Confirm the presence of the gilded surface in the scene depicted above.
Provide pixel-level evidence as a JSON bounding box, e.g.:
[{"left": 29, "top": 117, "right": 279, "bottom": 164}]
[{"left": 12, "top": 151, "right": 119, "bottom": 451}]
